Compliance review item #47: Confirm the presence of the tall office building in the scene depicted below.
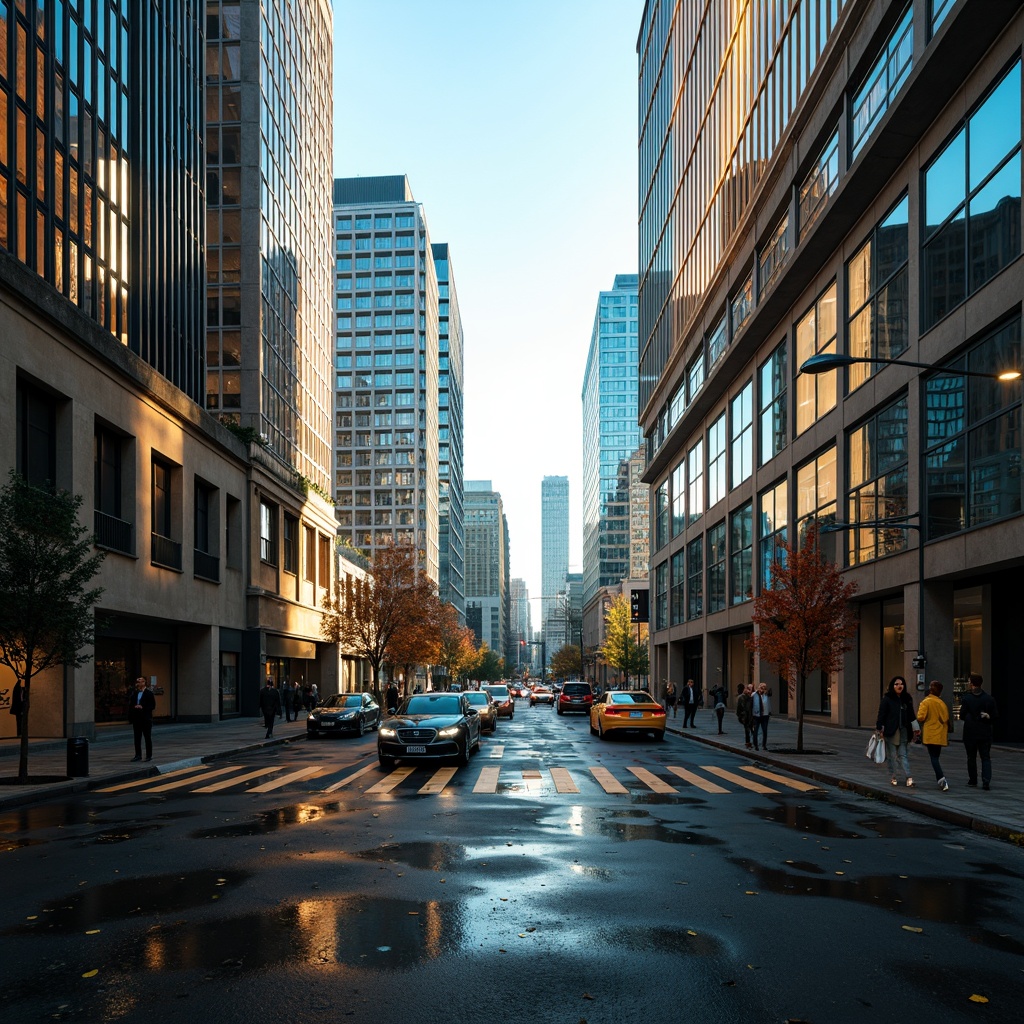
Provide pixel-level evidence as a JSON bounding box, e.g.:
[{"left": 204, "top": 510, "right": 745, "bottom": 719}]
[
  {"left": 332, "top": 175, "right": 440, "bottom": 584},
  {"left": 581, "top": 274, "right": 642, "bottom": 606},
  {"left": 433, "top": 242, "right": 466, "bottom": 619},
  {"left": 541, "top": 475, "right": 570, "bottom": 648},
  {"left": 463, "top": 481, "right": 509, "bottom": 656},
  {"left": 638, "top": 0, "right": 1024, "bottom": 737},
  {"left": 509, "top": 577, "right": 533, "bottom": 671}
]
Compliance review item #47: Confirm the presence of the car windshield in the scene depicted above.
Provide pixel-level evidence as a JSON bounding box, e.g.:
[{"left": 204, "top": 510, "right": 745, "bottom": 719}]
[
  {"left": 464, "top": 692, "right": 489, "bottom": 706},
  {"left": 322, "top": 695, "right": 362, "bottom": 708},
  {"left": 607, "top": 692, "right": 656, "bottom": 705},
  {"left": 486, "top": 687, "right": 509, "bottom": 699},
  {"left": 403, "top": 695, "right": 461, "bottom": 716}
]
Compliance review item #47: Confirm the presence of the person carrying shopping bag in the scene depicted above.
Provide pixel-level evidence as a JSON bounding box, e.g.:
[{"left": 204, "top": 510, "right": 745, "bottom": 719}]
[
  {"left": 875, "top": 675, "right": 917, "bottom": 787},
  {"left": 917, "top": 680, "right": 951, "bottom": 791}
]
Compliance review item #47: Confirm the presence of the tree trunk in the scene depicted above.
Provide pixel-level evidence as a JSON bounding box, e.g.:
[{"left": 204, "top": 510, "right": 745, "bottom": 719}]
[
  {"left": 17, "top": 665, "right": 32, "bottom": 782},
  {"left": 796, "top": 670, "right": 805, "bottom": 754}
]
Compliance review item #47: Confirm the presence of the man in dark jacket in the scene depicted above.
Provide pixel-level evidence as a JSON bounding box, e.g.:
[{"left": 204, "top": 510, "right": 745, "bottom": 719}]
[
  {"left": 282, "top": 680, "right": 295, "bottom": 722},
  {"left": 385, "top": 682, "right": 400, "bottom": 714},
  {"left": 259, "top": 681, "right": 282, "bottom": 739},
  {"left": 959, "top": 672, "right": 998, "bottom": 790},
  {"left": 130, "top": 677, "right": 157, "bottom": 762},
  {"left": 681, "top": 679, "right": 697, "bottom": 728}
]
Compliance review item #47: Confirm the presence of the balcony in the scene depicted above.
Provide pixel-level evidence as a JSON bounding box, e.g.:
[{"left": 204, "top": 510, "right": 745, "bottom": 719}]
[
  {"left": 94, "top": 510, "right": 133, "bottom": 554},
  {"left": 151, "top": 533, "right": 183, "bottom": 571},
  {"left": 193, "top": 548, "right": 220, "bottom": 582}
]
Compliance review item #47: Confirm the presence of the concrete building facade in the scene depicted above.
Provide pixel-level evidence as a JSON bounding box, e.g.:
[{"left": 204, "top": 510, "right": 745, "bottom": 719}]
[{"left": 463, "top": 481, "right": 510, "bottom": 658}]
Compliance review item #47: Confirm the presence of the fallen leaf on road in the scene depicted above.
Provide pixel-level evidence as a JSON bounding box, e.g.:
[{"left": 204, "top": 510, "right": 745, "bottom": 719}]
[
  {"left": 82, "top": 970, "right": 98, "bottom": 978},
  {"left": 687, "top": 930, "right": 697, "bottom": 936},
  {"left": 582, "top": 993, "right": 595, "bottom": 1000},
  {"left": 407, "top": 912, "right": 419, "bottom": 916},
  {"left": 901, "top": 926, "right": 923, "bottom": 934},
  {"left": 835, "top": 871, "right": 845, "bottom": 876},
  {"left": 85, "top": 930, "right": 100, "bottom": 935},
  {"left": 968, "top": 995, "right": 989, "bottom": 1004},
  {"left": 745, "top": 891, "right": 758, "bottom": 895}
]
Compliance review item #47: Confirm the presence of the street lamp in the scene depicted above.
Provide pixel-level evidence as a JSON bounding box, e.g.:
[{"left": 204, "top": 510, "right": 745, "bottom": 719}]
[{"left": 799, "top": 351, "right": 1021, "bottom": 380}]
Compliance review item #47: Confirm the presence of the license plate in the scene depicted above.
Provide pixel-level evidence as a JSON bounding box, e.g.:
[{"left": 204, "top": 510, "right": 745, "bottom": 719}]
[
  {"left": 322, "top": 721, "right": 336, "bottom": 727},
  {"left": 406, "top": 745, "right": 427, "bottom": 753},
  {"left": 629, "top": 711, "right": 644, "bottom": 718},
  {"left": 571, "top": 698, "right": 582, "bottom": 703}
]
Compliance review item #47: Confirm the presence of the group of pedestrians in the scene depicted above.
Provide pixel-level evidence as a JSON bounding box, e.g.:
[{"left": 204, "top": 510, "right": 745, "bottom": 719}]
[
  {"left": 735, "top": 682, "right": 772, "bottom": 750},
  {"left": 874, "top": 672, "right": 998, "bottom": 791},
  {"left": 260, "top": 679, "right": 318, "bottom": 739}
]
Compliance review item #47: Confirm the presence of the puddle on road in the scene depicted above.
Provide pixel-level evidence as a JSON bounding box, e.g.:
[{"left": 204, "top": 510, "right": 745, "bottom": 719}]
[
  {"left": 535, "top": 805, "right": 723, "bottom": 846},
  {"left": 349, "top": 841, "right": 465, "bottom": 871},
  {"left": 731, "top": 858, "right": 1024, "bottom": 955},
  {"left": 599, "top": 924, "right": 724, "bottom": 957},
  {"left": 7, "top": 869, "right": 251, "bottom": 933},
  {"left": 0, "top": 801, "right": 101, "bottom": 833},
  {"left": 192, "top": 802, "right": 343, "bottom": 838},
  {"left": 752, "top": 803, "right": 948, "bottom": 840}
]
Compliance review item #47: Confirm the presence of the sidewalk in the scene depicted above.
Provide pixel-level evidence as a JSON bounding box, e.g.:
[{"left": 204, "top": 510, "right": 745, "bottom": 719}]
[{"left": 1, "top": 711, "right": 1021, "bottom": 844}]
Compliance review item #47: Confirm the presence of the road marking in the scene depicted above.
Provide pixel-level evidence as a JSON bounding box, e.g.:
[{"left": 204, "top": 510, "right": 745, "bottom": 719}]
[
  {"left": 97, "top": 764, "right": 212, "bottom": 792},
  {"left": 474, "top": 766, "right": 501, "bottom": 793},
  {"left": 665, "top": 766, "right": 729, "bottom": 793},
  {"left": 364, "top": 767, "right": 415, "bottom": 794},
  {"left": 322, "top": 762, "right": 379, "bottom": 792},
  {"left": 589, "top": 766, "right": 629, "bottom": 794},
  {"left": 193, "top": 767, "right": 282, "bottom": 793},
  {"left": 741, "top": 766, "right": 823, "bottom": 792},
  {"left": 522, "top": 769, "right": 543, "bottom": 779},
  {"left": 488, "top": 745, "right": 505, "bottom": 758},
  {"left": 626, "top": 766, "right": 678, "bottom": 793},
  {"left": 248, "top": 766, "right": 324, "bottom": 793},
  {"left": 418, "top": 767, "right": 458, "bottom": 794},
  {"left": 549, "top": 767, "right": 579, "bottom": 793},
  {"left": 140, "top": 764, "right": 244, "bottom": 792},
  {"left": 702, "top": 765, "right": 779, "bottom": 793}
]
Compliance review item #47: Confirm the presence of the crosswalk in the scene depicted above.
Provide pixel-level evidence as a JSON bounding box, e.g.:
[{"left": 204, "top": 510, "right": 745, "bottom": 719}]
[{"left": 97, "top": 758, "right": 824, "bottom": 800}]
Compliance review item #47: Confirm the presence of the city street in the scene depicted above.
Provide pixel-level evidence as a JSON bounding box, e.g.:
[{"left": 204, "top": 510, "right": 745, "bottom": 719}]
[{"left": 1, "top": 702, "right": 1022, "bottom": 1024}]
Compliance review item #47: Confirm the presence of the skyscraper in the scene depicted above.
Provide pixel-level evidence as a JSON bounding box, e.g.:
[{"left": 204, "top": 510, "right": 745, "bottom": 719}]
[
  {"left": 332, "top": 175, "right": 440, "bottom": 584},
  {"left": 463, "top": 481, "right": 509, "bottom": 656},
  {"left": 581, "top": 274, "right": 641, "bottom": 606},
  {"left": 541, "top": 475, "right": 569, "bottom": 652}
]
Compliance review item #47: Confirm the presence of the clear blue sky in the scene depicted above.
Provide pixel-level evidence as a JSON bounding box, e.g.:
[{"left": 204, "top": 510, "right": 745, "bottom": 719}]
[{"left": 333, "top": 0, "right": 642, "bottom": 603}]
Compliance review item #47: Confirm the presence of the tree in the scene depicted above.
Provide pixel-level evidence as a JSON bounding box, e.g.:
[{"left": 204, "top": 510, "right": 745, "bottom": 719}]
[
  {"left": 321, "top": 540, "right": 432, "bottom": 700},
  {"left": 549, "top": 643, "right": 581, "bottom": 680},
  {"left": 386, "top": 589, "right": 441, "bottom": 696},
  {"left": 746, "top": 523, "right": 859, "bottom": 752},
  {"left": 434, "top": 602, "right": 477, "bottom": 690},
  {"left": 0, "top": 473, "right": 105, "bottom": 782},
  {"left": 599, "top": 594, "right": 648, "bottom": 687},
  {"left": 471, "top": 643, "right": 504, "bottom": 683}
]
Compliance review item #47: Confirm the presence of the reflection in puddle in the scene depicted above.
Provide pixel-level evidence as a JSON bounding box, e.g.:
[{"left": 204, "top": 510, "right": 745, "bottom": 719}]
[
  {"left": 753, "top": 803, "right": 864, "bottom": 838},
  {"left": 7, "top": 869, "right": 251, "bottom": 932},
  {"left": 569, "top": 864, "right": 613, "bottom": 880},
  {"left": 731, "top": 859, "right": 1024, "bottom": 955},
  {"left": 350, "top": 841, "right": 465, "bottom": 871},
  {"left": 0, "top": 801, "right": 101, "bottom": 832},
  {"left": 599, "top": 925, "right": 724, "bottom": 957},
  {"left": 535, "top": 805, "right": 722, "bottom": 845},
  {"left": 193, "top": 802, "right": 337, "bottom": 837}
]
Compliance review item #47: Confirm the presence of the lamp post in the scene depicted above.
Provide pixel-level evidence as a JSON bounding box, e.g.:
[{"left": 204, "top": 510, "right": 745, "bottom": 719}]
[{"left": 799, "top": 351, "right": 1021, "bottom": 380}]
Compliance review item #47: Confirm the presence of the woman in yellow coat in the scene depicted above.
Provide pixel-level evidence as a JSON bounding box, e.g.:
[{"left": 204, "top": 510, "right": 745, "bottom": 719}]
[{"left": 917, "top": 680, "right": 951, "bottom": 791}]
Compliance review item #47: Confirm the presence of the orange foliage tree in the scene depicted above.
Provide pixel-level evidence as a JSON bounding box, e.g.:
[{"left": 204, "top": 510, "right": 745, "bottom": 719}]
[
  {"left": 745, "top": 524, "right": 859, "bottom": 752},
  {"left": 433, "top": 601, "right": 477, "bottom": 690},
  {"left": 386, "top": 589, "right": 443, "bottom": 697}
]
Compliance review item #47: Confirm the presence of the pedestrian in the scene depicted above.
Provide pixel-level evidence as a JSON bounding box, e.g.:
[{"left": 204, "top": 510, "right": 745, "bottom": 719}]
[
  {"left": 682, "top": 679, "right": 698, "bottom": 728},
  {"left": 752, "top": 682, "right": 772, "bottom": 751},
  {"left": 959, "top": 672, "right": 998, "bottom": 790},
  {"left": 709, "top": 682, "right": 728, "bottom": 734},
  {"left": 302, "top": 682, "right": 313, "bottom": 712},
  {"left": 129, "top": 676, "right": 156, "bottom": 762},
  {"left": 875, "top": 675, "right": 916, "bottom": 787},
  {"left": 917, "top": 680, "right": 951, "bottom": 791},
  {"left": 310, "top": 682, "right": 319, "bottom": 707},
  {"left": 292, "top": 680, "right": 303, "bottom": 715},
  {"left": 259, "top": 679, "right": 282, "bottom": 738},
  {"left": 385, "top": 681, "right": 399, "bottom": 713},
  {"left": 10, "top": 679, "right": 24, "bottom": 737},
  {"left": 282, "top": 680, "right": 295, "bottom": 722},
  {"left": 736, "top": 682, "right": 754, "bottom": 749},
  {"left": 664, "top": 681, "right": 677, "bottom": 717}
]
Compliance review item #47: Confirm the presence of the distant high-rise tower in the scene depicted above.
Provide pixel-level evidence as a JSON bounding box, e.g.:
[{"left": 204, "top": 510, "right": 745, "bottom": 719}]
[
  {"left": 433, "top": 243, "right": 466, "bottom": 619},
  {"left": 464, "top": 481, "right": 509, "bottom": 655},
  {"left": 332, "top": 175, "right": 440, "bottom": 584},
  {"left": 541, "top": 475, "right": 570, "bottom": 648},
  {"left": 581, "top": 274, "right": 641, "bottom": 605},
  {"left": 509, "top": 578, "right": 532, "bottom": 670}
]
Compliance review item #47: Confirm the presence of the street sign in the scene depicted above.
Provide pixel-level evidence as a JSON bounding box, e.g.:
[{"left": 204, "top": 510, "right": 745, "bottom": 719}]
[{"left": 630, "top": 589, "right": 649, "bottom": 623}]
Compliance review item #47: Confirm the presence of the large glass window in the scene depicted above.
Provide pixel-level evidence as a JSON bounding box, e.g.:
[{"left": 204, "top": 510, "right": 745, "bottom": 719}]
[
  {"left": 759, "top": 212, "right": 789, "bottom": 294},
  {"left": 283, "top": 513, "right": 298, "bottom": 573},
  {"left": 847, "top": 396, "right": 909, "bottom": 564},
  {"left": 922, "top": 62, "right": 1021, "bottom": 330},
  {"left": 759, "top": 343, "right": 787, "bottom": 465},
  {"left": 655, "top": 561, "right": 668, "bottom": 631},
  {"left": 797, "top": 447, "right": 838, "bottom": 542},
  {"left": 707, "top": 413, "right": 727, "bottom": 508},
  {"left": 759, "top": 479, "right": 788, "bottom": 590},
  {"left": 16, "top": 379, "right": 57, "bottom": 489},
  {"left": 687, "top": 438, "right": 704, "bottom": 525},
  {"left": 707, "top": 521, "right": 726, "bottom": 614},
  {"left": 654, "top": 481, "right": 669, "bottom": 550},
  {"left": 799, "top": 129, "right": 839, "bottom": 240},
  {"left": 671, "top": 459, "right": 685, "bottom": 537},
  {"left": 686, "top": 537, "right": 703, "bottom": 620},
  {"left": 924, "top": 317, "right": 1022, "bottom": 538},
  {"left": 260, "top": 500, "right": 277, "bottom": 564},
  {"left": 730, "top": 380, "right": 753, "bottom": 488},
  {"left": 730, "top": 503, "right": 753, "bottom": 605},
  {"left": 795, "top": 283, "right": 837, "bottom": 434},
  {"left": 670, "top": 550, "right": 685, "bottom": 625},
  {"left": 851, "top": 5, "right": 913, "bottom": 157},
  {"left": 847, "top": 195, "right": 909, "bottom": 390}
]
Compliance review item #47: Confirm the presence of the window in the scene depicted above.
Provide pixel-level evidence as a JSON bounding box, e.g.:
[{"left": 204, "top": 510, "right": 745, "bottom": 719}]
[
  {"left": 671, "top": 459, "right": 685, "bottom": 537},
  {"left": 687, "top": 351, "right": 705, "bottom": 403},
  {"left": 95, "top": 426, "right": 122, "bottom": 519},
  {"left": 318, "top": 534, "right": 331, "bottom": 588},
  {"left": 730, "top": 503, "right": 753, "bottom": 605},
  {"left": 924, "top": 317, "right": 1022, "bottom": 538},
  {"left": 759, "top": 212, "right": 789, "bottom": 294},
  {"left": 730, "top": 381, "right": 753, "bottom": 489},
  {"left": 851, "top": 5, "right": 913, "bottom": 157},
  {"left": 16, "top": 379, "right": 57, "bottom": 489},
  {"left": 152, "top": 458, "right": 181, "bottom": 570},
  {"left": 847, "top": 195, "right": 909, "bottom": 390},
  {"left": 707, "top": 315, "right": 727, "bottom": 369},
  {"left": 686, "top": 537, "right": 703, "bottom": 619},
  {"left": 283, "top": 513, "right": 298, "bottom": 573},
  {"left": 687, "top": 438, "right": 703, "bottom": 524},
  {"left": 930, "top": 0, "right": 954, "bottom": 35},
  {"left": 731, "top": 273, "right": 754, "bottom": 335},
  {"left": 707, "top": 521, "right": 726, "bottom": 614},
  {"left": 799, "top": 129, "right": 840, "bottom": 240},
  {"left": 759, "top": 479, "right": 789, "bottom": 590},
  {"left": 707, "top": 413, "right": 727, "bottom": 508},
  {"left": 304, "top": 525, "right": 316, "bottom": 581},
  {"left": 795, "top": 283, "right": 838, "bottom": 434},
  {"left": 759, "top": 343, "right": 787, "bottom": 465},
  {"left": 655, "top": 561, "right": 668, "bottom": 631},
  {"left": 654, "top": 481, "right": 669, "bottom": 550},
  {"left": 796, "top": 447, "right": 838, "bottom": 543},
  {"left": 195, "top": 483, "right": 213, "bottom": 554},
  {"left": 259, "top": 500, "right": 277, "bottom": 564},
  {"left": 922, "top": 62, "right": 1021, "bottom": 330},
  {"left": 670, "top": 550, "right": 685, "bottom": 625}
]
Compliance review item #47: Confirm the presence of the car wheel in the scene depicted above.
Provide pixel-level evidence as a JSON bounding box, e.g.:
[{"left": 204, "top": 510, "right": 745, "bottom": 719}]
[
  {"left": 373, "top": 713, "right": 380, "bottom": 732},
  {"left": 654, "top": 729, "right": 665, "bottom": 741},
  {"left": 457, "top": 738, "right": 470, "bottom": 767},
  {"left": 598, "top": 719, "right": 607, "bottom": 740},
  {"left": 357, "top": 716, "right": 366, "bottom": 737},
  {"left": 378, "top": 754, "right": 396, "bottom": 770},
  {"left": 557, "top": 707, "right": 563, "bottom": 715}
]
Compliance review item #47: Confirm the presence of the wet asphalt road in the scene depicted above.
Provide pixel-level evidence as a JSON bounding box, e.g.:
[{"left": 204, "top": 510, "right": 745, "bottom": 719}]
[{"left": 2, "top": 702, "right": 1023, "bottom": 1024}]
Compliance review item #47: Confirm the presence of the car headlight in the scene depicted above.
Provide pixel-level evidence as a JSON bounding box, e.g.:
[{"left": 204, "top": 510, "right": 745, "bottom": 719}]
[
  {"left": 437, "top": 726, "right": 461, "bottom": 738},
  {"left": 338, "top": 711, "right": 356, "bottom": 719},
  {"left": 378, "top": 726, "right": 397, "bottom": 738}
]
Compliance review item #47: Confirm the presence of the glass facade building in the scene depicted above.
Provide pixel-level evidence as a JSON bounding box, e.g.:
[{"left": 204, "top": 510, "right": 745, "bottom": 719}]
[
  {"left": 463, "top": 480, "right": 509, "bottom": 656},
  {"left": 638, "top": 0, "right": 1024, "bottom": 737},
  {"left": 541, "top": 474, "right": 570, "bottom": 647},
  {"left": 581, "top": 274, "right": 641, "bottom": 605}
]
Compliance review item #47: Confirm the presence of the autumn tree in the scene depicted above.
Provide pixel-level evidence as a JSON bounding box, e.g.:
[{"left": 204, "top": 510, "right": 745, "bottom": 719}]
[
  {"left": 471, "top": 642, "right": 504, "bottom": 683},
  {"left": 386, "top": 589, "right": 442, "bottom": 697},
  {"left": 434, "top": 601, "right": 477, "bottom": 690},
  {"left": 599, "top": 594, "right": 648, "bottom": 687},
  {"left": 549, "top": 643, "right": 581, "bottom": 680},
  {"left": 321, "top": 540, "right": 433, "bottom": 700},
  {"left": 746, "top": 524, "right": 859, "bottom": 752},
  {"left": 0, "top": 473, "right": 105, "bottom": 782}
]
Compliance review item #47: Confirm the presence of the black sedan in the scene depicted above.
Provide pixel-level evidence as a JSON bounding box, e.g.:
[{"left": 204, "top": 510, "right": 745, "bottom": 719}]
[
  {"left": 307, "top": 692, "right": 380, "bottom": 738},
  {"left": 463, "top": 690, "right": 498, "bottom": 733},
  {"left": 377, "top": 693, "right": 482, "bottom": 769}
]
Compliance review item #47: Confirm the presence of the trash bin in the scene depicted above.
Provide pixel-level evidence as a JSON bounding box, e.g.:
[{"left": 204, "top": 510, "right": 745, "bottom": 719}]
[{"left": 66, "top": 736, "right": 89, "bottom": 778}]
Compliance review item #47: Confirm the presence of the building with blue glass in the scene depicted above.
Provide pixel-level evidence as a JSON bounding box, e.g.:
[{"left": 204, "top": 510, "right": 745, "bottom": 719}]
[
  {"left": 541, "top": 475, "right": 570, "bottom": 657},
  {"left": 638, "top": 0, "right": 1023, "bottom": 737}
]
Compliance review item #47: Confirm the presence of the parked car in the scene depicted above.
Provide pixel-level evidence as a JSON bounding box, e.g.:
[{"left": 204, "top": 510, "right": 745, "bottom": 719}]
[
  {"left": 377, "top": 692, "right": 482, "bottom": 769},
  {"left": 485, "top": 684, "right": 515, "bottom": 719},
  {"left": 557, "top": 681, "right": 594, "bottom": 715},
  {"left": 590, "top": 690, "right": 666, "bottom": 740},
  {"left": 464, "top": 689, "right": 498, "bottom": 733},
  {"left": 307, "top": 692, "right": 381, "bottom": 738},
  {"left": 529, "top": 686, "right": 555, "bottom": 707}
]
